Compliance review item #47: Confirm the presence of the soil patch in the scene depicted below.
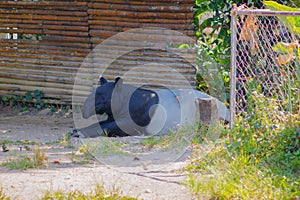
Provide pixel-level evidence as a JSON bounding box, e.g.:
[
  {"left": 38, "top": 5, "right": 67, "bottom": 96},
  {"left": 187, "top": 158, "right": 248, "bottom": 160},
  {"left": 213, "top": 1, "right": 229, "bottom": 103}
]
[{"left": 0, "top": 106, "right": 192, "bottom": 200}]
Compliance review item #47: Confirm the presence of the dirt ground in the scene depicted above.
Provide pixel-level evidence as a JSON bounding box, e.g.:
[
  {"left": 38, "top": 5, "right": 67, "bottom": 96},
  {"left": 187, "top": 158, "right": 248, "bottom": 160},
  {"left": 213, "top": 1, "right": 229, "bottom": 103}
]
[{"left": 0, "top": 106, "right": 193, "bottom": 200}]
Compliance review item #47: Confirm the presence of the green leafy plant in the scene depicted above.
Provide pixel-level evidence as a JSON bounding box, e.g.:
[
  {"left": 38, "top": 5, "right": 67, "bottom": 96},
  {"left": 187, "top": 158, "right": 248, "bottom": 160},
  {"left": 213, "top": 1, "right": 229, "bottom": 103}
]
[
  {"left": 0, "top": 90, "right": 72, "bottom": 113},
  {"left": 194, "top": 0, "right": 298, "bottom": 65},
  {"left": 1, "top": 95, "right": 23, "bottom": 107},
  {"left": 194, "top": 0, "right": 299, "bottom": 100},
  {"left": 25, "top": 90, "right": 46, "bottom": 109},
  {"left": 265, "top": 0, "right": 300, "bottom": 69},
  {"left": 1, "top": 90, "right": 47, "bottom": 109},
  {"left": 265, "top": 1, "right": 300, "bottom": 35}
]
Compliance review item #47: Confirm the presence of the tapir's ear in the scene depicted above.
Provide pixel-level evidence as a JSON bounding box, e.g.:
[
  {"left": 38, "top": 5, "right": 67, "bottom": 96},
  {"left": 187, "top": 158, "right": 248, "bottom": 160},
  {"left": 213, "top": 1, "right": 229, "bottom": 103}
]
[
  {"left": 99, "top": 77, "right": 108, "bottom": 85},
  {"left": 114, "top": 77, "right": 123, "bottom": 91}
]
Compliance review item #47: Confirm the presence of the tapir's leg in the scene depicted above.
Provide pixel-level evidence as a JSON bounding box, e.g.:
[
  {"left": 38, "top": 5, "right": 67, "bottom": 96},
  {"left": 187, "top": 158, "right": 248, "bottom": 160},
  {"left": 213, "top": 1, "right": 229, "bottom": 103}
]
[
  {"left": 78, "top": 119, "right": 114, "bottom": 138},
  {"left": 79, "top": 122, "right": 105, "bottom": 138},
  {"left": 100, "top": 121, "right": 129, "bottom": 137}
]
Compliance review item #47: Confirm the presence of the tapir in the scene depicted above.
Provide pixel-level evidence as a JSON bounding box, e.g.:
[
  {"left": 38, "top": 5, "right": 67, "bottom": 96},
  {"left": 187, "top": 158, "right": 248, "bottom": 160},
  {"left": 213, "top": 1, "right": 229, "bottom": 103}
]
[{"left": 79, "top": 77, "right": 229, "bottom": 137}]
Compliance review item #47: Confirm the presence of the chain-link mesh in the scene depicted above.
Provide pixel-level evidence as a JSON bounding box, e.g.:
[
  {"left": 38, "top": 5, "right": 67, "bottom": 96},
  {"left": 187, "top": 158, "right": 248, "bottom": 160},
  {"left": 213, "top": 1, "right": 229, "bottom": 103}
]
[{"left": 231, "top": 7, "right": 300, "bottom": 118}]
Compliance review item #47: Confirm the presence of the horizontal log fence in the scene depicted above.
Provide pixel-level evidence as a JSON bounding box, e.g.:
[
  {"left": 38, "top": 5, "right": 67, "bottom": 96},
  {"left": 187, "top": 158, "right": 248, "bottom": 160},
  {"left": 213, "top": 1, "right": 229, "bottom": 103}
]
[{"left": 0, "top": 0, "right": 196, "bottom": 105}]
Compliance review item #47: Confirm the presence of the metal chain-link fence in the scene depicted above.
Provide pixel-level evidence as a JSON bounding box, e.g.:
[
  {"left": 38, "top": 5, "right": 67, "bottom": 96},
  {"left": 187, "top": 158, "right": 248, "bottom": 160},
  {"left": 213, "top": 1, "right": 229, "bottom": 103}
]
[{"left": 230, "top": 6, "right": 300, "bottom": 125}]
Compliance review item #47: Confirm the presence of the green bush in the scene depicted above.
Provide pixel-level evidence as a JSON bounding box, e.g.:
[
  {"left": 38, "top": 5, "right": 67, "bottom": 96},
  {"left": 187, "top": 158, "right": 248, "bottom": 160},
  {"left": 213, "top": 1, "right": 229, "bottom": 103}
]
[{"left": 186, "top": 93, "right": 299, "bottom": 199}]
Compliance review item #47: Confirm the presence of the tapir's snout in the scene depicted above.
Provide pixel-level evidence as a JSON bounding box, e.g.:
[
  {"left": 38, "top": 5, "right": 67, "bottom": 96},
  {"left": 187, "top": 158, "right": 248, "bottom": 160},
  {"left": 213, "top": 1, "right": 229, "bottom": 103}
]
[{"left": 82, "top": 90, "right": 96, "bottom": 119}]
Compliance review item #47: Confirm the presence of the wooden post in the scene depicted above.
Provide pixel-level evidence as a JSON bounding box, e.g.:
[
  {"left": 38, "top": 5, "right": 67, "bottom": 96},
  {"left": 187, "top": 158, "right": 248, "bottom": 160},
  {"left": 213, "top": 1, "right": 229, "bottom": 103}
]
[{"left": 197, "top": 97, "right": 219, "bottom": 124}]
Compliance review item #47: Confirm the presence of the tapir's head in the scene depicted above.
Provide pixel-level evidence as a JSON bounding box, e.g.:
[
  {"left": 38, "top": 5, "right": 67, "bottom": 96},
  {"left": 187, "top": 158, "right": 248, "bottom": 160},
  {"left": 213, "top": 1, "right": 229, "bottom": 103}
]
[{"left": 82, "top": 77, "right": 123, "bottom": 119}]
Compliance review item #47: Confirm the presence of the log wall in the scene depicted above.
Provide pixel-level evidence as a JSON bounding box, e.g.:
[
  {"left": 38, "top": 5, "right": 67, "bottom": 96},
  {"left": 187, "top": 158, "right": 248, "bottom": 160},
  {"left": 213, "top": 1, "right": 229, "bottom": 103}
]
[{"left": 0, "top": 0, "right": 196, "bottom": 104}]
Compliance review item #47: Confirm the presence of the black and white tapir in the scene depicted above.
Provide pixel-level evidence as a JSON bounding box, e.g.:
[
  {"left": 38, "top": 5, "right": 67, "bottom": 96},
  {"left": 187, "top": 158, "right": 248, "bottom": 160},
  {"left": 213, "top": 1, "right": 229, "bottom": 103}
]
[{"left": 78, "top": 77, "right": 229, "bottom": 137}]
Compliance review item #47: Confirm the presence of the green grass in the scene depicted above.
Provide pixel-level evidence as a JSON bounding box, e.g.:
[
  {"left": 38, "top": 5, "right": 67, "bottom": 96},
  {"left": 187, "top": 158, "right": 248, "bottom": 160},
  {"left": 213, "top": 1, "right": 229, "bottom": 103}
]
[
  {"left": 58, "top": 132, "right": 74, "bottom": 148},
  {"left": 186, "top": 144, "right": 299, "bottom": 199},
  {"left": 0, "top": 139, "right": 38, "bottom": 146},
  {"left": 42, "top": 183, "right": 139, "bottom": 200},
  {"left": 44, "top": 132, "right": 75, "bottom": 148},
  {"left": 2, "top": 145, "right": 47, "bottom": 170},
  {"left": 141, "top": 125, "right": 198, "bottom": 151},
  {"left": 2, "top": 156, "right": 36, "bottom": 170},
  {"left": 0, "top": 183, "right": 139, "bottom": 200},
  {"left": 186, "top": 93, "right": 300, "bottom": 199}
]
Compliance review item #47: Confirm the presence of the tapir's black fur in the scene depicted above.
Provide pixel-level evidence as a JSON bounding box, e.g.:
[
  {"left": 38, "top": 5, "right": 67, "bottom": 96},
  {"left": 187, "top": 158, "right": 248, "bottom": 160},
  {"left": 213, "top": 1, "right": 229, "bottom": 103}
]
[{"left": 83, "top": 77, "right": 159, "bottom": 137}]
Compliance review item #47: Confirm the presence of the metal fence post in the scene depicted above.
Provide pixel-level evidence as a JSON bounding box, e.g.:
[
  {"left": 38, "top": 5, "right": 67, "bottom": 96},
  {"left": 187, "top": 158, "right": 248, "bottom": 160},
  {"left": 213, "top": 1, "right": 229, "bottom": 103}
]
[{"left": 229, "top": 8, "right": 238, "bottom": 143}]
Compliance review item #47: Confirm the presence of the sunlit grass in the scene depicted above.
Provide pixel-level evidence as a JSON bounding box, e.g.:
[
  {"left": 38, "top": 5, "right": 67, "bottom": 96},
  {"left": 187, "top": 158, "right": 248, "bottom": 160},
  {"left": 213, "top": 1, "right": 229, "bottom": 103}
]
[
  {"left": 2, "top": 145, "right": 47, "bottom": 170},
  {"left": 186, "top": 93, "right": 300, "bottom": 199},
  {"left": 42, "top": 183, "right": 140, "bottom": 200}
]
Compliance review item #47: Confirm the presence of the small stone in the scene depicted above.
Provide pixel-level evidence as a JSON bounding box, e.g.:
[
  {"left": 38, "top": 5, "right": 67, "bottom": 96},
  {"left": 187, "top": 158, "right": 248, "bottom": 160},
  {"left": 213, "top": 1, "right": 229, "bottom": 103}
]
[
  {"left": 145, "top": 189, "right": 151, "bottom": 193},
  {"left": 143, "top": 164, "right": 148, "bottom": 171},
  {"left": 24, "top": 146, "right": 31, "bottom": 151},
  {"left": 18, "top": 110, "right": 30, "bottom": 116},
  {"left": 38, "top": 108, "right": 51, "bottom": 116},
  {"left": 2, "top": 144, "right": 9, "bottom": 152}
]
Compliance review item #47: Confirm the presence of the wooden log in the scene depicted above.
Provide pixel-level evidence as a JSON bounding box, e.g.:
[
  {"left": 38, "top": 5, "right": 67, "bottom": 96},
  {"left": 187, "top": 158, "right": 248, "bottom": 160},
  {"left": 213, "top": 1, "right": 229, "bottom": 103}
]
[
  {"left": 0, "top": 48, "right": 87, "bottom": 59},
  {"left": 0, "top": 72, "right": 91, "bottom": 85},
  {"left": 0, "top": 1, "right": 88, "bottom": 10},
  {"left": 41, "top": 35, "right": 90, "bottom": 43},
  {"left": 88, "top": 15, "right": 191, "bottom": 24},
  {"left": 0, "top": 14, "right": 88, "bottom": 22},
  {"left": 0, "top": 62, "right": 81, "bottom": 73},
  {"left": 89, "top": 22, "right": 192, "bottom": 31},
  {"left": 0, "top": 9, "right": 87, "bottom": 17},
  {"left": 0, "top": 39, "right": 91, "bottom": 49},
  {"left": 89, "top": 42, "right": 195, "bottom": 52},
  {"left": 0, "top": 53, "right": 80, "bottom": 64},
  {"left": 0, "top": 77, "right": 92, "bottom": 92},
  {"left": 88, "top": 2, "right": 193, "bottom": 12},
  {"left": 0, "top": 23, "right": 89, "bottom": 32},
  {"left": 1, "top": 57, "right": 89, "bottom": 68},
  {"left": 38, "top": 41, "right": 91, "bottom": 49},
  {"left": 0, "top": 66, "right": 76, "bottom": 78},
  {"left": 0, "top": 89, "right": 87, "bottom": 104},
  {"left": 0, "top": 67, "right": 96, "bottom": 82},
  {"left": 88, "top": 9, "right": 189, "bottom": 19},
  {"left": 106, "top": 57, "right": 196, "bottom": 67},
  {"left": 1, "top": 45, "right": 90, "bottom": 55},
  {"left": 89, "top": 0, "right": 192, "bottom": 5},
  {"left": 0, "top": 81, "right": 93, "bottom": 98},
  {"left": 0, "top": 18, "right": 88, "bottom": 26},
  {"left": 0, "top": 28, "right": 89, "bottom": 37},
  {"left": 85, "top": 58, "right": 196, "bottom": 69},
  {"left": 0, "top": 51, "right": 86, "bottom": 62},
  {"left": 90, "top": 27, "right": 194, "bottom": 39},
  {"left": 89, "top": 30, "right": 195, "bottom": 43},
  {"left": 197, "top": 98, "right": 219, "bottom": 124}
]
